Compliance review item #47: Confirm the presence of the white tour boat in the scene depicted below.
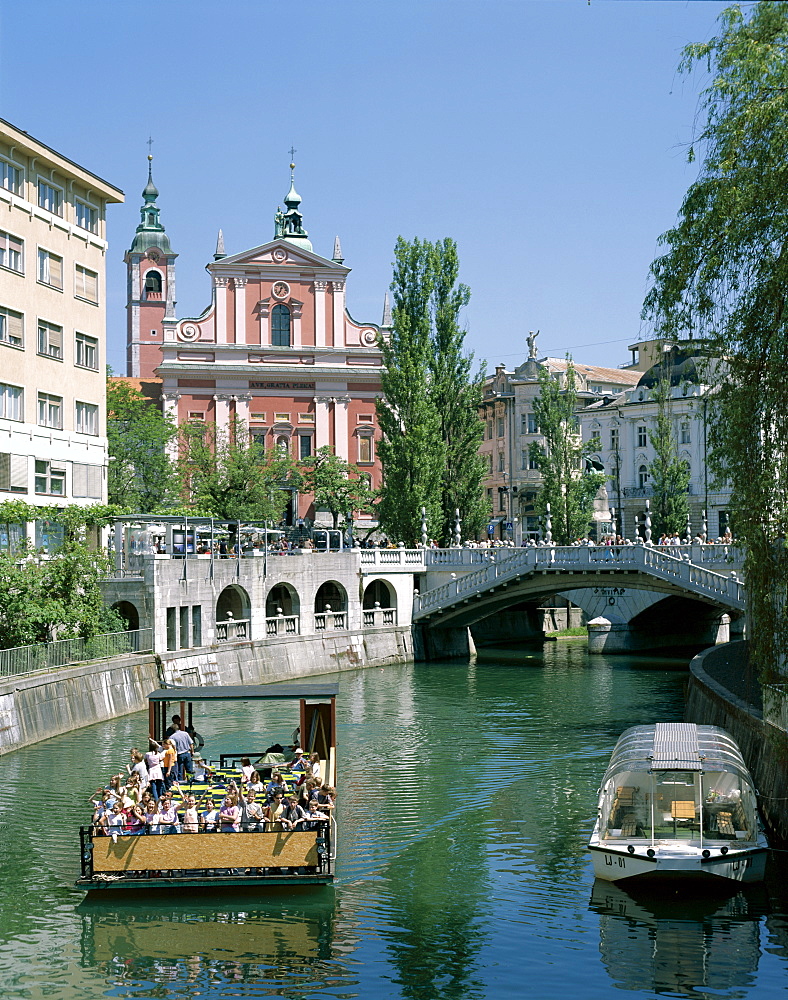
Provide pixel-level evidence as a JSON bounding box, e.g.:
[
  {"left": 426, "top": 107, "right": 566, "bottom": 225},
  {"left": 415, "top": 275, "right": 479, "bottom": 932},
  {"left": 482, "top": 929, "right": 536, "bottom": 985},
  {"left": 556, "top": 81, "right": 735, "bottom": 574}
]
[{"left": 589, "top": 722, "right": 768, "bottom": 884}]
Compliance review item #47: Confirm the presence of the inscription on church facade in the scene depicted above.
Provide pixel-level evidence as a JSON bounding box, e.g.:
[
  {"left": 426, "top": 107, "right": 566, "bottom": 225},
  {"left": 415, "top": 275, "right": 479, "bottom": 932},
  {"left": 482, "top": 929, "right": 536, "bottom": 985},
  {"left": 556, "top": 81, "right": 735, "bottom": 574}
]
[{"left": 249, "top": 381, "right": 315, "bottom": 390}]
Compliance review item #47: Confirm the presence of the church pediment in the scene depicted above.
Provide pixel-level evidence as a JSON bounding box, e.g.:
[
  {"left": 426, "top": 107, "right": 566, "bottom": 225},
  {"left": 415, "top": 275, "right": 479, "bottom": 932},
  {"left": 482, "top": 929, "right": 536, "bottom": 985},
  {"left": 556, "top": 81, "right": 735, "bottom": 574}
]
[{"left": 213, "top": 239, "right": 349, "bottom": 272}]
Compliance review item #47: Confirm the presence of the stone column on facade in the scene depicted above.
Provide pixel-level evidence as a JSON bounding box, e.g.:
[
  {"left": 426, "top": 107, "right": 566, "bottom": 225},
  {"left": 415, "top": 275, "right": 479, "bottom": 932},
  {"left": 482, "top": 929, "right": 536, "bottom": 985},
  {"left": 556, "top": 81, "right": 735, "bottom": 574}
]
[
  {"left": 233, "top": 277, "right": 247, "bottom": 344},
  {"left": 314, "top": 280, "right": 327, "bottom": 348},
  {"left": 214, "top": 276, "right": 229, "bottom": 344},
  {"left": 314, "top": 396, "right": 332, "bottom": 450},
  {"left": 213, "top": 394, "right": 232, "bottom": 435},
  {"left": 259, "top": 298, "right": 270, "bottom": 346},
  {"left": 291, "top": 299, "right": 303, "bottom": 348},
  {"left": 162, "top": 392, "right": 181, "bottom": 460},
  {"left": 331, "top": 281, "right": 345, "bottom": 348},
  {"left": 165, "top": 255, "right": 177, "bottom": 321},
  {"left": 233, "top": 393, "right": 252, "bottom": 430},
  {"left": 334, "top": 394, "right": 350, "bottom": 460}
]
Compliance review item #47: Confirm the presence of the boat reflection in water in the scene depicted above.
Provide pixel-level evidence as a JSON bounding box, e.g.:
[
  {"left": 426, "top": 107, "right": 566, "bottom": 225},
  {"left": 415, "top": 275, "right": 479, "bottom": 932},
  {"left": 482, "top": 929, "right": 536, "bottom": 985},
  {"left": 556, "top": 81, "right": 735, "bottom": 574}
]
[
  {"left": 589, "top": 879, "right": 768, "bottom": 996},
  {"left": 76, "top": 888, "right": 349, "bottom": 992}
]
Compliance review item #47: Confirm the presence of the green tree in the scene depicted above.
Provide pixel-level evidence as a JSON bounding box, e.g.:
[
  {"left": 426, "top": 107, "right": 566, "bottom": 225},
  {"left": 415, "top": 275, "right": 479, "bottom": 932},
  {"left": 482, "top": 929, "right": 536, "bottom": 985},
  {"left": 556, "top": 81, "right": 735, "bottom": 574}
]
[
  {"left": 529, "top": 363, "right": 604, "bottom": 544},
  {"left": 107, "top": 375, "right": 180, "bottom": 512},
  {"left": 377, "top": 237, "right": 487, "bottom": 543},
  {"left": 0, "top": 501, "right": 124, "bottom": 649},
  {"left": 300, "top": 446, "right": 376, "bottom": 531},
  {"left": 376, "top": 237, "right": 445, "bottom": 543},
  {"left": 179, "top": 418, "right": 301, "bottom": 523},
  {"left": 642, "top": 0, "right": 788, "bottom": 682},
  {"left": 429, "top": 238, "right": 488, "bottom": 541},
  {"left": 647, "top": 375, "right": 691, "bottom": 537}
]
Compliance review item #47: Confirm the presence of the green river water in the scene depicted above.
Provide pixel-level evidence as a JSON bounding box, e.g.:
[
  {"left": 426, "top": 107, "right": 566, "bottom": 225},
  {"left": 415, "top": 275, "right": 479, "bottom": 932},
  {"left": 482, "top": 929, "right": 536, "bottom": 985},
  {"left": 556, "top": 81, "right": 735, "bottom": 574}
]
[{"left": 1, "top": 641, "right": 787, "bottom": 1000}]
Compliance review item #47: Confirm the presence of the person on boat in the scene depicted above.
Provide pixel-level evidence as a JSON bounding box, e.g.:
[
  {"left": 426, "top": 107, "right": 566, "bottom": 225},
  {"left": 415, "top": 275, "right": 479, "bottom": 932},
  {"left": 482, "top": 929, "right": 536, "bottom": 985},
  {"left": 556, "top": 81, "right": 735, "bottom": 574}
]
[
  {"left": 265, "top": 772, "right": 289, "bottom": 802},
  {"left": 264, "top": 791, "right": 286, "bottom": 831},
  {"left": 123, "top": 802, "right": 147, "bottom": 836},
  {"left": 280, "top": 796, "right": 308, "bottom": 831},
  {"left": 201, "top": 796, "right": 220, "bottom": 831},
  {"left": 122, "top": 773, "right": 143, "bottom": 807},
  {"left": 192, "top": 753, "right": 214, "bottom": 783},
  {"left": 144, "top": 746, "right": 166, "bottom": 801},
  {"left": 182, "top": 795, "right": 199, "bottom": 834},
  {"left": 246, "top": 770, "right": 265, "bottom": 795},
  {"left": 305, "top": 801, "right": 328, "bottom": 828},
  {"left": 239, "top": 757, "right": 254, "bottom": 784},
  {"left": 313, "top": 784, "right": 336, "bottom": 813},
  {"left": 127, "top": 750, "right": 149, "bottom": 789},
  {"left": 219, "top": 794, "right": 241, "bottom": 832},
  {"left": 105, "top": 802, "right": 126, "bottom": 842},
  {"left": 308, "top": 753, "right": 321, "bottom": 780},
  {"left": 298, "top": 777, "right": 319, "bottom": 810},
  {"left": 142, "top": 797, "right": 159, "bottom": 833},
  {"left": 106, "top": 774, "right": 125, "bottom": 802},
  {"left": 162, "top": 725, "right": 194, "bottom": 781},
  {"left": 291, "top": 749, "right": 309, "bottom": 772},
  {"left": 240, "top": 791, "right": 264, "bottom": 832},
  {"left": 158, "top": 793, "right": 181, "bottom": 834},
  {"left": 164, "top": 714, "right": 182, "bottom": 738}
]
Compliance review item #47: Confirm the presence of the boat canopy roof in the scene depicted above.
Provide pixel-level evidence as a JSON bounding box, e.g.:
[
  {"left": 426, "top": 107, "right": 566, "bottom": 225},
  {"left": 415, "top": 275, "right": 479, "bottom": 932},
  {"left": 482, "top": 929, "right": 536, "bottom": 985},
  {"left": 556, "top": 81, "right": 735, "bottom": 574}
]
[
  {"left": 147, "top": 683, "right": 338, "bottom": 703},
  {"left": 602, "top": 723, "right": 752, "bottom": 783}
]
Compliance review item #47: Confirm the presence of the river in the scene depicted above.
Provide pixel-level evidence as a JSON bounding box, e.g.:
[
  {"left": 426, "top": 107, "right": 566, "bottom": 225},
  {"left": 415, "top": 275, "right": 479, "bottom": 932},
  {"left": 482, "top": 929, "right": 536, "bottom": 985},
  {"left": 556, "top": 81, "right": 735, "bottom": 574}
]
[{"left": 1, "top": 641, "right": 787, "bottom": 999}]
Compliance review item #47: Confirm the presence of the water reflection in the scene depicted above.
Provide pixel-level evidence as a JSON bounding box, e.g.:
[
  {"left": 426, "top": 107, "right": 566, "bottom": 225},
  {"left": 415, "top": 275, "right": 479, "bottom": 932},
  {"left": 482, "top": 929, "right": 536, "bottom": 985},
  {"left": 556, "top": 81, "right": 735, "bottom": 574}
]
[
  {"left": 77, "top": 889, "right": 353, "bottom": 997},
  {"left": 590, "top": 879, "right": 768, "bottom": 997}
]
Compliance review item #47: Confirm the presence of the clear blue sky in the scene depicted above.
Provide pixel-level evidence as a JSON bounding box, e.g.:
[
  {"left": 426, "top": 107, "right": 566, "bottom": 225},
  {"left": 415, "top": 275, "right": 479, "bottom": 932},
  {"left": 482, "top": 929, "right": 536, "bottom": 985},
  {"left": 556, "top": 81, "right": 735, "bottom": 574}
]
[{"left": 0, "top": 0, "right": 730, "bottom": 375}]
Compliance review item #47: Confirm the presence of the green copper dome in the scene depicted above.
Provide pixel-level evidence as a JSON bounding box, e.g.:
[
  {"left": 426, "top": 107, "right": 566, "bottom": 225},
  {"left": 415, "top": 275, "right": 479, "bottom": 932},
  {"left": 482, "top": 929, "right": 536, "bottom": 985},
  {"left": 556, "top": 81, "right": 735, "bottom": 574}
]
[{"left": 130, "top": 156, "right": 173, "bottom": 254}]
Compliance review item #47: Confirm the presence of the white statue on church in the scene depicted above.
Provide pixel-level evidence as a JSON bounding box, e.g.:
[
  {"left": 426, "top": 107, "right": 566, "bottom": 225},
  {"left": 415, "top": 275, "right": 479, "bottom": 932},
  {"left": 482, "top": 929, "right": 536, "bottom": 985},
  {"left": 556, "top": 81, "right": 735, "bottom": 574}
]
[{"left": 527, "top": 330, "right": 539, "bottom": 359}]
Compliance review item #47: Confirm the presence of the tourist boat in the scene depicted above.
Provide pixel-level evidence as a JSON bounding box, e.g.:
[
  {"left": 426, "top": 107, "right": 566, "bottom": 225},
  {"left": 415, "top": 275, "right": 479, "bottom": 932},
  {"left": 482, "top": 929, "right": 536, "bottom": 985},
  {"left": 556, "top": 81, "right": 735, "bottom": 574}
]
[
  {"left": 588, "top": 723, "right": 768, "bottom": 884},
  {"left": 76, "top": 682, "right": 337, "bottom": 892}
]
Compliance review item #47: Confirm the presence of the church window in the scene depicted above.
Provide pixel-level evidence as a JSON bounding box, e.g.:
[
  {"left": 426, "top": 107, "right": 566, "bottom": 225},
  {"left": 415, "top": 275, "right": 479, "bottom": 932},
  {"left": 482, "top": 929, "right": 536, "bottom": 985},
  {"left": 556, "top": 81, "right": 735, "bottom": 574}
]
[
  {"left": 272, "top": 304, "right": 291, "bottom": 347},
  {"left": 358, "top": 435, "right": 374, "bottom": 464}
]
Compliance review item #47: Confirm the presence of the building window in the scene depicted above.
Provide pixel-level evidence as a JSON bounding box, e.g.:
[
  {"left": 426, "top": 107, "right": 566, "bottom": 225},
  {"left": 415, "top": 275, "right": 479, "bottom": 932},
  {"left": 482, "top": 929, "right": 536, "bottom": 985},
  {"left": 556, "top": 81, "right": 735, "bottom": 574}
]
[
  {"left": 498, "top": 452, "right": 505, "bottom": 472},
  {"left": 37, "top": 392, "right": 63, "bottom": 429},
  {"left": 0, "top": 159, "right": 22, "bottom": 195},
  {"left": 38, "top": 180, "right": 63, "bottom": 217},
  {"left": 0, "top": 306, "right": 23, "bottom": 348},
  {"left": 38, "top": 321, "right": 63, "bottom": 359},
  {"left": 75, "top": 264, "right": 99, "bottom": 303},
  {"left": 75, "top": 200, "right": 98, "bottom": 234},
  {"left": 499, "top": 490, "right": 507, "bottom": 512},
  {"left": 144, "top": 270, "right": 162, "bottom": 296},
  {"left": 75, "top": 331, "right": 98, "bottom": 370},
  {"left": 637, "top": 464, "right": 649, "bottom": 489},
  {"left": 358, "top": 435, "right": 374, "bottom": 463},
  {"left": 0, "top": 383, "right": 23, "bottom": 421},
  {"left": 34, "top": 460, "right": 65, "bottom": 495},
  {"left": 680, "top": 421, "right": 691, "bottom": 444},
  {"left": 488, "top": 454, "right": 493, "bottom": 473},
  {"left": 299, "top": 413, "right": 315, "bottom": 424},
  {"left": 521, "top": 449, "right": 529, "bottom": 470},
  {"left": 610, "top": 427, "right": 619, "bottom": 451},
  {"left": 637, "top": 425, "right": 647, "bottom": 448},
  {"left": 187, "top": 411, "right": 205, "bottom": 422},
  {"left": 38, "top": 249, "right": 63, "bottom": 289},
  {"left": 486, "top": 420, "right": 493, "bottom": 440},
  {"left": 0, "top": 230, "right": 23, "bottom": 273},
  {"left": 250, "top": 412, "right": 266, "bottom": 422},
  {"left": 0, "top": 453, "right": 26, "bottom": 493},
  {"left": 274, "top": 412, "right": 290, "bottom": 423},
  {"left": 75, "top": 401, "right": 99, "bottom": 435},
  {"left": 497, "top": 417, "right": 505, "bottom": 437},
  {"left": 528, "top": 413, "right": 539, "bottom": 434},
  {"left": 299, "top": 434, "right": 312, "bottom": 459},
  {"left": 271, "top": 303, "right": 291, "bottom": 346},
  {"left": 529, "top": 454, "right": 539, "bottom": 470},
  {"left": 72, "top": 463, "right": 102, "bottom": 498}
]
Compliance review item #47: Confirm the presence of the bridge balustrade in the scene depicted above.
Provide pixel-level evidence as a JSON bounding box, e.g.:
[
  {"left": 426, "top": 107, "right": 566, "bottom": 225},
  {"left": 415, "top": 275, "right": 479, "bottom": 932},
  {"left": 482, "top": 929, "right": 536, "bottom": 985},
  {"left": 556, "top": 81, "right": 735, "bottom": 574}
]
[
  {"left": 314, "top": 612, "right": 347, "bottom": 631},
  {"left": 265, "top": 615, "right": 300, "bottom": 637},
  {"left": 362, "top": 607, "right": 397, "bottom": 627},
  {"left": 215, "top": 619, "right": 250, "bottom": 642}
]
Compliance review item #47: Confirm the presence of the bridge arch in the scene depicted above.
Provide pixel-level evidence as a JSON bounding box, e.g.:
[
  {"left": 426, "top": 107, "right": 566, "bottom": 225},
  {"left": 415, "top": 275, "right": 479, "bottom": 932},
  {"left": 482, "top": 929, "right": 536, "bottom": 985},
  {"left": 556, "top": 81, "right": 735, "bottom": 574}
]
[{"left": 111, "top": 600, "right": 140, "bottom": 632}]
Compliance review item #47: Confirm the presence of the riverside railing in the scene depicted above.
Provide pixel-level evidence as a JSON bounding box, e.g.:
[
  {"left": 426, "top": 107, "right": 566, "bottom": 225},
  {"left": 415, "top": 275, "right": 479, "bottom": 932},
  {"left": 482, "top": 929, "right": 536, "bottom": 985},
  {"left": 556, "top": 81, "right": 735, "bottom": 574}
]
[{"left": 0, "top": 628, "right": 154, "bottom": 679}]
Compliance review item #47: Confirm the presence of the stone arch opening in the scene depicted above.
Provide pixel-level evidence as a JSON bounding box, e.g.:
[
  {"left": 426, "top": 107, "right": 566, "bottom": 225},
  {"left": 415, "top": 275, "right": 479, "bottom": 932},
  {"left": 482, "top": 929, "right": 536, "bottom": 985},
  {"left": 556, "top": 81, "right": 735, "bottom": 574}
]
[
  {"left": 216, "top": 584, "right": 250, "bottom": 622},
  {"left": 111, "top": 600, "right": 140, "bottom": 631},
  {"left": 314, "top": 581, "right": 347, "bottom": 614},
  {"left": 144, "top": 269, "right": 162, "bottom": 295},
  {"left": 266, "top": 582, "right": 300, "bottom": 617},
  {"left": 363, "top": 579, "right": 396, "bottom": 610}
]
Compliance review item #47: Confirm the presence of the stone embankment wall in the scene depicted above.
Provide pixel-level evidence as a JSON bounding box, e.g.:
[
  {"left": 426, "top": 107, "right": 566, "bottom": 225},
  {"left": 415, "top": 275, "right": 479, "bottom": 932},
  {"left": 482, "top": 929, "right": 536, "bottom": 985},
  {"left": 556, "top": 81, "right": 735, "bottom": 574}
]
[
  {"left": 687, "top": 641, "right": 788, "bottom": 843},
  {"left": 0, "top": 626, "right": 412, "bottom": 757}
]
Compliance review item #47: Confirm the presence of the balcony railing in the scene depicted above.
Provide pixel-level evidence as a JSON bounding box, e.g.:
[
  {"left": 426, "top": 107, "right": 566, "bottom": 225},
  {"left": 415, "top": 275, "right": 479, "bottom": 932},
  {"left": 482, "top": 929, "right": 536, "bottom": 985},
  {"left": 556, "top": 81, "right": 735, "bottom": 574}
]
[
  {"left": 265, "top": 615, "right": 300, "bottom": 637},
  {"left": 362, "top": 607, "right": 397, "bottom": 627},
  {"left": 0, "top": 628, "right": 154, "bottom": 679},
  {"left": 314, "top": 611, "right": 347, "bottom": 631},
  {"left": 215, "top": 619, "right": 250, "bottom": 642},
  {"left": 623, "top": 485, "right": 694, "bottom": 498}
]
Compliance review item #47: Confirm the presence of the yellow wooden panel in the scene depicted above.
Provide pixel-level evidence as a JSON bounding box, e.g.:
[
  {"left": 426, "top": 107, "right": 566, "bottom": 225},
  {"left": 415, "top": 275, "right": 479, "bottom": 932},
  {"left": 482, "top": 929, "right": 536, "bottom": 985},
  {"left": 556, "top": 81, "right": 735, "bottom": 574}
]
[
  {"left": 91, "top": 832, "right": 319, "bottom": 871},
  {"left": 671, "top": 800, "right": 696, "bottom": 820}
]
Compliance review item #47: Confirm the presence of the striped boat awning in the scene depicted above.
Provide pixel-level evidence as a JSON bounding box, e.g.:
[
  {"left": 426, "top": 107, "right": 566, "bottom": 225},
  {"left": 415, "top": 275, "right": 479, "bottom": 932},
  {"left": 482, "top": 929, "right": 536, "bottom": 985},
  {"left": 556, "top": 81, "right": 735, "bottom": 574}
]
[{"left": 652, "top": 722, "right": 702, "bottom": 770}]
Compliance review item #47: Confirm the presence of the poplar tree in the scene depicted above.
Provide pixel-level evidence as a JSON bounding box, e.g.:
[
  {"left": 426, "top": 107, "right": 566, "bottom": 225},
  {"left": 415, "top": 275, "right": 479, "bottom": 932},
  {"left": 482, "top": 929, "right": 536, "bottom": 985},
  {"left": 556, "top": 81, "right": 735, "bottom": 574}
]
[
  {"left": 376, "top": 238, "right": 446, "bottom": 543},
  {"left": 529, "top": 364, "right": 604, "bottom": 544},
  {"left": 647, "top": 376, "right": 690, "bottom": 537},
  {"left": 643, "top": 1, "right": 788, "bottom": 682}
]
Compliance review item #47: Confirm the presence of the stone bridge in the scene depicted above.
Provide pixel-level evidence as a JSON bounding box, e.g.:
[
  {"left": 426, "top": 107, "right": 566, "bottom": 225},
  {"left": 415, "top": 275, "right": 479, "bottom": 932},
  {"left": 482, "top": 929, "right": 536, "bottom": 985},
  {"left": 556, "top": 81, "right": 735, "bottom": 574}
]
[{"left": 411, "top": 545, "right": 745, "bottom": 657}]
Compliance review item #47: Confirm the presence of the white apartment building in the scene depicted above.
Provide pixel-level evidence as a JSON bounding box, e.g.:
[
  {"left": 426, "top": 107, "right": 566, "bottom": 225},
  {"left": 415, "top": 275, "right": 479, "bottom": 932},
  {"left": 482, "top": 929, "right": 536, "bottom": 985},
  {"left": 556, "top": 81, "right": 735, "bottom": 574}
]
[
  {"left": 580, "top": 339, "right": 731, "bottom": 541},
  {"left": 0, "top": 119, "right": 123, "bottom": 547}
]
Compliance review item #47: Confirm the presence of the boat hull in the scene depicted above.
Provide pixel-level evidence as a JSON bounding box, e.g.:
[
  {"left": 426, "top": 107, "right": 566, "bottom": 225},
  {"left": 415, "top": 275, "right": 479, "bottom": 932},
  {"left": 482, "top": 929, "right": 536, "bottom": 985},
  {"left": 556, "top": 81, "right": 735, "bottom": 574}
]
[{"left": 589, "top": 843, "right": 767, "bottom": 884}]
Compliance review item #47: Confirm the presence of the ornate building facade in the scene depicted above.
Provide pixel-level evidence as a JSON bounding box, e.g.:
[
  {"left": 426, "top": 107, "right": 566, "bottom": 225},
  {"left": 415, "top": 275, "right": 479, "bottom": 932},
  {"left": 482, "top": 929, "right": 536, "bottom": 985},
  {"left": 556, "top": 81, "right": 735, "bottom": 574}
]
[{"left": 125, "top": 160, "right": 386, "bottom": 524}]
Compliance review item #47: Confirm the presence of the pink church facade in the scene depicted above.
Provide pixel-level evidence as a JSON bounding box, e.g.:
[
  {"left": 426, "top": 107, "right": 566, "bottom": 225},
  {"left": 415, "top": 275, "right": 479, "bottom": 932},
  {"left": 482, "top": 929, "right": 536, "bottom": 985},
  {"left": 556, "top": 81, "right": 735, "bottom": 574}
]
[{"left": 125, "top": 161, "right": 387, "bottom": 525}]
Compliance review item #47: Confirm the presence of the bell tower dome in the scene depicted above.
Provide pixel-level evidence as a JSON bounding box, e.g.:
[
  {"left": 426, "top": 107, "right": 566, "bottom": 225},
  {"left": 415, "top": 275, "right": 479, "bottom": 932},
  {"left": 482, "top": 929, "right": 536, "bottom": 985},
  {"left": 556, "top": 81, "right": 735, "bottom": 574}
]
[{"left": 124, "top": 154, "right": 178, "bottom": 377}]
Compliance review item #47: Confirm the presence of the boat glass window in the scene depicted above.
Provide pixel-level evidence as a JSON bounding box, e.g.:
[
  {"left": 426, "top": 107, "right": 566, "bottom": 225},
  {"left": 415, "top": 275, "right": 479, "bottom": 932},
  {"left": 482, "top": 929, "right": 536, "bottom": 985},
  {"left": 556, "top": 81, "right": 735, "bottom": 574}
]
[{"left": 701, "top": 770, "right": 755, "bottom": 841}]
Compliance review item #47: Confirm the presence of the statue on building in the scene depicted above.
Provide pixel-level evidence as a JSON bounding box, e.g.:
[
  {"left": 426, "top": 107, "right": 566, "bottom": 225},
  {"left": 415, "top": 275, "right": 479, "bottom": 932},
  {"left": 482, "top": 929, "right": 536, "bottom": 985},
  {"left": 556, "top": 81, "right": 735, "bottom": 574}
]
[
  {"left": 527, "top": 330, "right": 539, "bottom": 359},
  {"left": 274, "top": 207, "right": 285, "bottom": 238}
]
